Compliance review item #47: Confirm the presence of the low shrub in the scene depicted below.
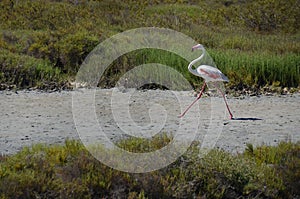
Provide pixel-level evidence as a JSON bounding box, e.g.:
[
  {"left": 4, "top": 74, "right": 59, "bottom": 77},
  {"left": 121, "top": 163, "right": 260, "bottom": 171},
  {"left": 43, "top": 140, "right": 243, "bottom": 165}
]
[
  {"left": 0, "top": 0, "right": 299, "bottom": 90},
  {"left": 0, "top": 50, "right": 63, "bottom": 89},
  {"left": 0, "top": 136, "right": 299, "bottom": 198}
]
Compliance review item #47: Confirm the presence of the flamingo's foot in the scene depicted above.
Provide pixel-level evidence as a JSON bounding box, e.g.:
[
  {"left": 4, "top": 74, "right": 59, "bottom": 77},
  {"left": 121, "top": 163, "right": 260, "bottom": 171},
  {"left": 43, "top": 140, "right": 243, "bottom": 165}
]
[{"left": 178, "top": 113, "right": 184, "bottom": 118}]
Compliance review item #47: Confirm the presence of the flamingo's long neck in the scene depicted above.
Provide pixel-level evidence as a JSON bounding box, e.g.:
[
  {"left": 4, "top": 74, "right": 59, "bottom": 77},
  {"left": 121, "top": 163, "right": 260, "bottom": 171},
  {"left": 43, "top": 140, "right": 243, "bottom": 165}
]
[{"left": 188, "top": 48, "right": 205, "bottom": 76}]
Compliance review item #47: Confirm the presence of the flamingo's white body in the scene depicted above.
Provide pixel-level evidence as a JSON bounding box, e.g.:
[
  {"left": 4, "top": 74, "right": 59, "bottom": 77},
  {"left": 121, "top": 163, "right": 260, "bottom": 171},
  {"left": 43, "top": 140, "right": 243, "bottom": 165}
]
[
  {"left": 178, "top": 44, "right": 233, "bottom": 119},
  {"left": 193, "top": 65, "right": 229, "bottom": 82}
]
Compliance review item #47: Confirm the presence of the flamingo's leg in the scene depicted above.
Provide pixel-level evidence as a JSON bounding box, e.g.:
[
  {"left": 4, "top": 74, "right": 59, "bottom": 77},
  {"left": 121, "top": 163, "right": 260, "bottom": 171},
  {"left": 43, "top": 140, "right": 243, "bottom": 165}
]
[
  {"left": 178, "top": 82, "right": 206, "bottom": 118},
  {"left": 213, "top": 82, "right": 233, "bottom": 119}
]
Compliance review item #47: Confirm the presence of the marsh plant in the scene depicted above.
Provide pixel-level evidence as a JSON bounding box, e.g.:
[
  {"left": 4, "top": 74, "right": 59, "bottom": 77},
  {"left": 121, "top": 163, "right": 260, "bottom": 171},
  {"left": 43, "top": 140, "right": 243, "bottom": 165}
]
[
  {"left": 0, "top": 135, "right": 299, "bottom": 198},
  {"left": 0, "top": 0, "right": 299, "bottom": 90}
]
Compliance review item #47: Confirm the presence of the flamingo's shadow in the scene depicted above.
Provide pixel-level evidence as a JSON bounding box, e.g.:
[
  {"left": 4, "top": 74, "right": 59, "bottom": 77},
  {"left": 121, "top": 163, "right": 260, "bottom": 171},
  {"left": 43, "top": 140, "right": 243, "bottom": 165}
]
[{"left": 231, "top": 117, "right": 262, "bottom": 121}]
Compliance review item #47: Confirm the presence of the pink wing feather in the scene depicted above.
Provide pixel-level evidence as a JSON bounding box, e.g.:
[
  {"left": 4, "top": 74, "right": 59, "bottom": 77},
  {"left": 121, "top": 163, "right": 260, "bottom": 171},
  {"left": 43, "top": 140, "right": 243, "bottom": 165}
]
[{"left": 197, "top": 65, "right": 229, "bottom": 82}]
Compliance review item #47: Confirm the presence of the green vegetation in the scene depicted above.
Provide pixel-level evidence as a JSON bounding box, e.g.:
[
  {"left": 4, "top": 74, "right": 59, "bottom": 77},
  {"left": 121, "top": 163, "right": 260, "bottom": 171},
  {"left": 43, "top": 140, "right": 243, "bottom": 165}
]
[
  {"left": 0, "top": 0, "right": 299, "bottom": 90},
  {"left": 0, "top": 49, "right": 64, "bottom": 89},
  {"left": 0, "top": 137, "right": 299, "bottom": 198}
]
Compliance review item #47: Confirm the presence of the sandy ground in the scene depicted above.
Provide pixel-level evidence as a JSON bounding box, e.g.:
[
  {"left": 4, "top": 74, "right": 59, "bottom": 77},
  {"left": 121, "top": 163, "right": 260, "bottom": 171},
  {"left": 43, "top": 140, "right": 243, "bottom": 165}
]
[{"left": 1, "top": 88, "right": 299, "bottom": 155}]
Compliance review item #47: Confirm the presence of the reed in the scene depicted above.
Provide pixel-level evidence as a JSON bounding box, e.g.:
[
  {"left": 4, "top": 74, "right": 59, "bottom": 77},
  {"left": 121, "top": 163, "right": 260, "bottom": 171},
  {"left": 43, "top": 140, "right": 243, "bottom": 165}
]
[
  {"left": 210, "top": 49, "right": 300, "bottom": 88},
  {"left": 99, "top": 48, "right": 300, "bottom": 89}
]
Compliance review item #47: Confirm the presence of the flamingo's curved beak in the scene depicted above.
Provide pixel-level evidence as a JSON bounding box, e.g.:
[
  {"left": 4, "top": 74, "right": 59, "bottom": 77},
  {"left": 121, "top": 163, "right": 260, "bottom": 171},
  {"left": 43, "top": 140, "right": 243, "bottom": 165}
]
[{"left": 192, "top": 44, "right": 202, "bottom": 52}]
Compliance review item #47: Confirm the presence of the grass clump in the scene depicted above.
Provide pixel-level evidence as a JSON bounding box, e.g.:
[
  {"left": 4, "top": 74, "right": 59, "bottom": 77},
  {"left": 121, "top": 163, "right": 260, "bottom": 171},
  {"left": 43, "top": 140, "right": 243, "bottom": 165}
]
[
  {"left": 245, "top": 142, "right": 300, "bottom": 197},
  {"left": 210, "top": 49, "right": 300, "bottom": 89},
  {"left": 0, "top": 49, "right": 64, "bottom": 89},
  {"left": 0, "top": 135, "right": 299, "bottom": 198},
  {"left": 99, "top": 48, "right": 300, "bottom": 90}
]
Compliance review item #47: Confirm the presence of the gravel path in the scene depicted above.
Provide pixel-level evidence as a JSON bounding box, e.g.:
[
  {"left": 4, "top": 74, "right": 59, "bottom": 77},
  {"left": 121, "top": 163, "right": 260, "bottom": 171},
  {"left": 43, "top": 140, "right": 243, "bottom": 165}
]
[{"left": 1, "top": 89, "right": 299, "bottom": 155}]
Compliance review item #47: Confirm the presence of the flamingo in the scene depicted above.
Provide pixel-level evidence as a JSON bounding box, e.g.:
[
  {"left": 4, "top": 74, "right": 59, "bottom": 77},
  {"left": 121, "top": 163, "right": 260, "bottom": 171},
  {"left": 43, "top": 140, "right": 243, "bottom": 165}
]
[{"left": 178, "top": 44, "right": 233, "bottom": 119}]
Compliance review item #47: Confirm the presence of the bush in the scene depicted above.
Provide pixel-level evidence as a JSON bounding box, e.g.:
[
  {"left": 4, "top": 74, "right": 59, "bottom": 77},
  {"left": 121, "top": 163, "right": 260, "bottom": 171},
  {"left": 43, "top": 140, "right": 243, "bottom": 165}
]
[
  {"left": 0, "top": 50, "right": 63, "bottom": 88},
  {"left": 0, "top": 136, "right": 299, "bottom": 198},
  {"left": 0, "top": 0, "right": 299, "bottom": 89}
]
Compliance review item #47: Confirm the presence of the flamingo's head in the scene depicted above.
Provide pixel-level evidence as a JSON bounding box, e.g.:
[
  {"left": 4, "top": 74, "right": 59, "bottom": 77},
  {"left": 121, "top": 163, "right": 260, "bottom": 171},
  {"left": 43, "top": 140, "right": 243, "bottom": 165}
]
[{"left": 192, "top": 44, "right": 204, "bottom": 51}]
